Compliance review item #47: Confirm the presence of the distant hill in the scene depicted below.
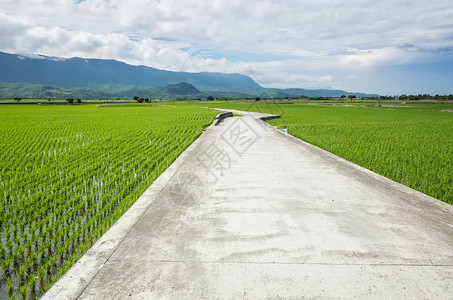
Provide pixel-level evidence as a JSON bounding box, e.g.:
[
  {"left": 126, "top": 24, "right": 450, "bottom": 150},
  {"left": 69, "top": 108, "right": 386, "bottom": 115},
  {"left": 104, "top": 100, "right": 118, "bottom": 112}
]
[
  {"left": 201, "top": 87, "right": 378, "bottom": 98},
  {"left": 257, "top": 88, "right": 378, "bottom": 98},
  {"left": 0, "top": 82, "right": 207, "bottom": 100},
  {"left": 0, "top": 51, "right": 379, "bottom": 99},
  {"left": 0, "top": 82, "right": 110, "bottom": 99},
  {"left": 120, "top": 82, "right": 206, "bottom": 99},
  {"left": 0, "top": 51, "right": 262, "bottom": 90},
  {"left": 161, "top": 82, "right": 201, "bottom": 95},
  {"left": 0, "top": 81, "right": 378, "bottom": 100}
]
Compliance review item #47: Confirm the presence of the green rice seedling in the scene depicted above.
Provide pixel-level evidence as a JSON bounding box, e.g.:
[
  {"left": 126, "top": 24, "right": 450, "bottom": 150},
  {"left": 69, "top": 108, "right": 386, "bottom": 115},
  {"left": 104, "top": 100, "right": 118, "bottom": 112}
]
[
  {"left": 18, "top": 266, "right": 26, "bottom": 285},
  {"left": 18, "top": 284, "right": 27, "bottom": 300},
  {"left": 0, "top": 244, "right": 5, "bottom": 260},
  {"left": 2, "top": 257, "right": 11, "bottom": 277},
  {"left": 6, "top": 275, "right": 13, "bottom": 296},
  {"left": 27, "top": 274, "right": 37, "bottom": 300},
  {"left": 11, "top": 251, "right": 18, "bottom": 271},
  {"left": 5, "top": 230, "right": 11, "bottom": 246}
]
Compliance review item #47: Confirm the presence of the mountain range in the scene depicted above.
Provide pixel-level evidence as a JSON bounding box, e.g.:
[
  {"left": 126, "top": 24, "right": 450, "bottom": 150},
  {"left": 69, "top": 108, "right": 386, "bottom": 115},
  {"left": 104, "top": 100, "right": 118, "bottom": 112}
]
[{"left": 0, "top": 51, "right": 378, "bottom": 99}]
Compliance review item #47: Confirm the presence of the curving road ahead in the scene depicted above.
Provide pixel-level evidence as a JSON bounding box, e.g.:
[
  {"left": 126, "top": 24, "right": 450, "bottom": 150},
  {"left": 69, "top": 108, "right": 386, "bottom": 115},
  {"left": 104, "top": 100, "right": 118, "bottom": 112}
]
[{"left": 44, "top": 109, "right": 453, "bottom": 299}]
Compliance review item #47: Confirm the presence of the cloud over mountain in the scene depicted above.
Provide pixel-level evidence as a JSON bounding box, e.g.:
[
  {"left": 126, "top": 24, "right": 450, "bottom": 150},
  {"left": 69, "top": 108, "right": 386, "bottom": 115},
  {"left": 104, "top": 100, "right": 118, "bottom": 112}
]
[{"left": 1, "top": 0, "right": 453, "bottom": 94}]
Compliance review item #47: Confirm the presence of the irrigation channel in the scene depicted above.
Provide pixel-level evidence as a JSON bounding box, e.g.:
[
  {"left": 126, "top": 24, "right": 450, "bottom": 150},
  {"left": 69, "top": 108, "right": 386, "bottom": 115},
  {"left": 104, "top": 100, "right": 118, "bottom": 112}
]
[{"left": 44, "top": 109, "right": 453, "bottom": 299}]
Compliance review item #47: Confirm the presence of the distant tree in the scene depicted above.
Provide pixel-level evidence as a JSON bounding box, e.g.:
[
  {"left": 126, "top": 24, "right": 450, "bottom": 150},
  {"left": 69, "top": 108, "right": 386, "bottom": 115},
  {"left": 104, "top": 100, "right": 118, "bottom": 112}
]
[
  {"left": 144, "top": 98, "right": 150, "bottom": 103},
  {"left": 77, "top": 99, "right": 82, "bottom": 103},
  {"left": 340, "top": 95, "right": 346, "bottom": 99},
  {"left": 347, "top": 95, "right": 356, "bottom": 100},
  {"left": 133, "top": 96, "right": 139, "bottom": 101},
  {"left": 14, "top": 97, "right": 21, "bottom": 102},
  {"left": 66, "top": 98, "right": 74, "bottom": 104},
  {"left": 206, "top": 96, "right": 214, "bottom": 101},
  {"left": 137, "top": 97, "right": 144, "bottom": 103},
  {"left": 255, "top": 97, "right": 261, "bottom": 102}
]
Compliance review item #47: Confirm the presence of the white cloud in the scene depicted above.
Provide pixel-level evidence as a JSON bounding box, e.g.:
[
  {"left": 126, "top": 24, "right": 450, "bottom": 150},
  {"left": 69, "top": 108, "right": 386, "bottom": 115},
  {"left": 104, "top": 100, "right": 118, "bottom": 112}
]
[
  {"left": 1, "top": 0, "right": 453, "bottom": 91},
  {"left": 3, "top": 0, "right": 453, "bottom": 52},
  {"left": 338, "top": 47, "right": 423, "bottom": 68}
]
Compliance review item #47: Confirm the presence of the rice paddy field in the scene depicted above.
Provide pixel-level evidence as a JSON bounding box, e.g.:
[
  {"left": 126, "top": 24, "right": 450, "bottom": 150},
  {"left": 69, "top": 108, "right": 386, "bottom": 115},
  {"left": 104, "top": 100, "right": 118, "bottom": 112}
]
[
  {"left": 0, "top": 103, "right": 218, "bottom": 299},
  {"left": 1, "top": 101, "right": 452, "bottom": 299},
  {"left": 207, "top": 102, "right": 453, "bottom": 205}
]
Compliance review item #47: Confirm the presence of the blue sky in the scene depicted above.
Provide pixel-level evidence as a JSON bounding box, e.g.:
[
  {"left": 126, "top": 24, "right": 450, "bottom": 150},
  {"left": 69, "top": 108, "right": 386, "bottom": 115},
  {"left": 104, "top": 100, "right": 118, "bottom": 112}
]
[{"left": 1, "top": 0, "right": 453, "bottom": 95}]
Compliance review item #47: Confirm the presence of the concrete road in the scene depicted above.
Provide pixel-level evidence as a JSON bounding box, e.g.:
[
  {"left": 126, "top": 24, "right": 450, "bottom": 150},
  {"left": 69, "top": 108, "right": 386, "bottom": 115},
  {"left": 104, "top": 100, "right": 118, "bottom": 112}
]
[{"left": 44, "top": 110, "right": 453, "bottom": 299}]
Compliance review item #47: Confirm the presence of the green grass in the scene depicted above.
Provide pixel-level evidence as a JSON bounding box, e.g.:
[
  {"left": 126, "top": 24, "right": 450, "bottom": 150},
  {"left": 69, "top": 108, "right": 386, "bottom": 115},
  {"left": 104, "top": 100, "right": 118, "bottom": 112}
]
[
  {"left": 205, "top": 102, "right": 453, "bottom": 205},
  {"left": 0, "top": 104, "right": 217, "bottom": 299}
]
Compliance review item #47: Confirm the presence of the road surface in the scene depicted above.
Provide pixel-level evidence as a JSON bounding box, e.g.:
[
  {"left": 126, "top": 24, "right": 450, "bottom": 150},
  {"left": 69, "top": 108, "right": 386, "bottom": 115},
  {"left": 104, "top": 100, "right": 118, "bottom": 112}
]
[{"left": 44, "top": 109, "right": 453, "bottom": 299}]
